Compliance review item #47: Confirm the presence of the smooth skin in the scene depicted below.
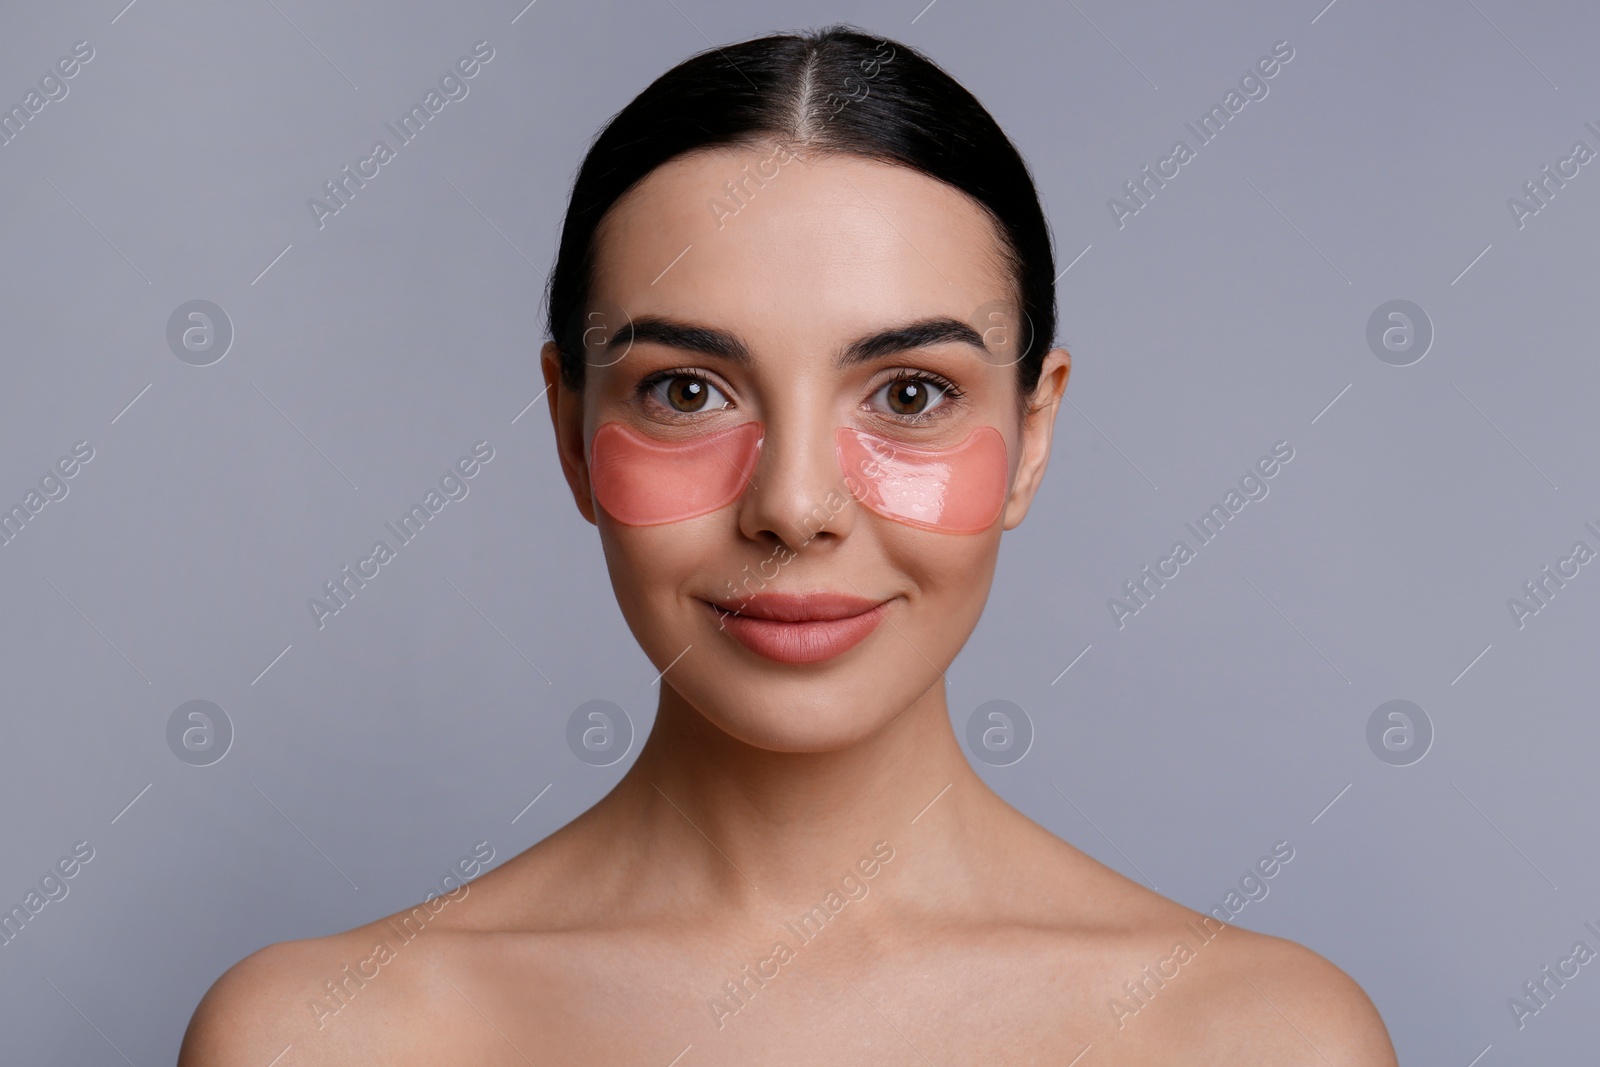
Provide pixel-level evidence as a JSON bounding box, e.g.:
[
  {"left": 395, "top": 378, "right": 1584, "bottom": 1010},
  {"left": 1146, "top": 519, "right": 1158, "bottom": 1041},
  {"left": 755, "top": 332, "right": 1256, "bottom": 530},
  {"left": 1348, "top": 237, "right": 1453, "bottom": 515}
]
[{"left": 181, "top": 146, "right": 1399, "bottom": 1065}]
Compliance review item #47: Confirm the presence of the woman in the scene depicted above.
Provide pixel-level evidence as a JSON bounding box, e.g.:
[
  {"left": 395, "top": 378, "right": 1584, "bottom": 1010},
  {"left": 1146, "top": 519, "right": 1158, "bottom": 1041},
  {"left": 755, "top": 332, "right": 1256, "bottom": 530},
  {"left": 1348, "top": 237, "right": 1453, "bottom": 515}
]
[{"left": 183, "top": 25, "right": 1397, "bottom": 1064}]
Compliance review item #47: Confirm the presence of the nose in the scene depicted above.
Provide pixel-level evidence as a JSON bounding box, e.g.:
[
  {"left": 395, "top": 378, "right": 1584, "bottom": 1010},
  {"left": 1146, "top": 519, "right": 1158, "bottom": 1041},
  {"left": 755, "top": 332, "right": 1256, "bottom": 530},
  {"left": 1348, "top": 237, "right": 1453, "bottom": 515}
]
[{"left": 736, "top": 410, "right": 857, "bottom": 551}]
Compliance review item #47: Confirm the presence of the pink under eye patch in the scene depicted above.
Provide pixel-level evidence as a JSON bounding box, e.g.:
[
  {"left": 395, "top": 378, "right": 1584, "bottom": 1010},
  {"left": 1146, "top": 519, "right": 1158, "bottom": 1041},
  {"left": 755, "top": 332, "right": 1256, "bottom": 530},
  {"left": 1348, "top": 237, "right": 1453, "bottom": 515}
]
[
  {"left": 589, "top": 420, "right": 763, "bottom": 526},
  {"left": 587, "top": 420, "right": 1009, "bottom": 533},
  {"left": 836, "top": 425, "right": 1009, "bottom": 534}
]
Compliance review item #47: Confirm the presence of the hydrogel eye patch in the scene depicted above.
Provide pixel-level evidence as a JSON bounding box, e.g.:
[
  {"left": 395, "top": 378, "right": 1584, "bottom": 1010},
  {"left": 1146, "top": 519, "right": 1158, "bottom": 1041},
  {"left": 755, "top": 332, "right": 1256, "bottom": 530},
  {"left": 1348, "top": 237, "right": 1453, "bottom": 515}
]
[
  {"left": 836, "top": 425, "right": 1009, "bottom": 534},
  {"left": 589, "top": 420, "right": 764, "bottom": 526},
  {"left": 588, "top": 420, "right": 1009, "bottom": 533}
]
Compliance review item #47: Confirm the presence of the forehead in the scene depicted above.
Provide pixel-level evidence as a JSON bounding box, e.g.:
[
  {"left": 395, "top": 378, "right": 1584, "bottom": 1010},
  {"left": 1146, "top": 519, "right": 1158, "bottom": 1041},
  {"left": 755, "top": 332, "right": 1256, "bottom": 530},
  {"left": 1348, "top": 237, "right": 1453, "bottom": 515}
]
[{"left": 589, "top": 147, "right": 1014, "bottom": 350}]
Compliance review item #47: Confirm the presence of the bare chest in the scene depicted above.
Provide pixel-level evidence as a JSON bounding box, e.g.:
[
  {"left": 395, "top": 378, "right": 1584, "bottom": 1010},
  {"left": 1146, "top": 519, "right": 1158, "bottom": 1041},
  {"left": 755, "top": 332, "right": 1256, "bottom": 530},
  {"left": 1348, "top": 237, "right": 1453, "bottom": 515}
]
[{"left": 426, "top": 926, "right": 1194, "bottom": 1067}]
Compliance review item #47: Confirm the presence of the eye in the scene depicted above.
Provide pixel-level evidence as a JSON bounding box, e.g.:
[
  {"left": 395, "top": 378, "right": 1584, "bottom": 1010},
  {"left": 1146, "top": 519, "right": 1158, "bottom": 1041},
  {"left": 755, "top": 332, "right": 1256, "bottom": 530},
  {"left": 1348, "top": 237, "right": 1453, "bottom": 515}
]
[
  {"left": 869, "top": 373, "right": 959, "bottom": 419},
  {"left": 641, "top": 372, "right": 731, "bottom": 415}
]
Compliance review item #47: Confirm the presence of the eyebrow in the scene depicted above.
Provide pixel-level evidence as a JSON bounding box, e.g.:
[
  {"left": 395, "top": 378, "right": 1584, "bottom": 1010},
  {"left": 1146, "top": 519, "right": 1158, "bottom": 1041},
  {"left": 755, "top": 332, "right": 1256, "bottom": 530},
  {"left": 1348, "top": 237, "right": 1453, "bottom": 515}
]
[{"left": 604, "top": 314, "right": 991, "bottom": 369}]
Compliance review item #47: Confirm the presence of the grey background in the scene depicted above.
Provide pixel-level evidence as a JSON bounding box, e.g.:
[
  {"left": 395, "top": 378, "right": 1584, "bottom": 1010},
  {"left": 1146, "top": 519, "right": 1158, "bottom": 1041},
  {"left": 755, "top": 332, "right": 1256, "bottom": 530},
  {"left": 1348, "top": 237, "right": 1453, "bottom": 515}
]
[{"left": 1, "top": 0, "right": 1595, "bottom": 1061}]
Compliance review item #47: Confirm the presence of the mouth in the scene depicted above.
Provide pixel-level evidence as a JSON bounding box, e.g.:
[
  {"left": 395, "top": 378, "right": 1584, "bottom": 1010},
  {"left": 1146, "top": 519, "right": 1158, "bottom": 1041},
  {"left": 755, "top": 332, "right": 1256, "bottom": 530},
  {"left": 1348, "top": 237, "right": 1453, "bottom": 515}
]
[{"left": 700, "top": 591, "right": 890, "bottom": 665}]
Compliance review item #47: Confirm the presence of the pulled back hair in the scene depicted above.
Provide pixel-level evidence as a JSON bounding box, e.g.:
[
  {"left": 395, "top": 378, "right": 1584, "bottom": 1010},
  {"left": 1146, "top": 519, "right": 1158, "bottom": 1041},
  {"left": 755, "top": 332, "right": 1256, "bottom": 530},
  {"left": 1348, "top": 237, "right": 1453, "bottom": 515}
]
[{"left": 544, "top": 23, "right": 1057, "bottom": 400}]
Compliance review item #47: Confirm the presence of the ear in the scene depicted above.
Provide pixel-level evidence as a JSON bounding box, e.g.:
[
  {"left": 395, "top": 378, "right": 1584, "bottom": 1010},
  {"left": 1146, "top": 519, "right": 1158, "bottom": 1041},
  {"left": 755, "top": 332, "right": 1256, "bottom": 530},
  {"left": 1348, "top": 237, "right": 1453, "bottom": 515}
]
[
  {"left": 1001, "top": 347, "right": 1071, "bottom": 530},
  {"left": 541, "top": 341, "right": 598, "bottom": 526}
]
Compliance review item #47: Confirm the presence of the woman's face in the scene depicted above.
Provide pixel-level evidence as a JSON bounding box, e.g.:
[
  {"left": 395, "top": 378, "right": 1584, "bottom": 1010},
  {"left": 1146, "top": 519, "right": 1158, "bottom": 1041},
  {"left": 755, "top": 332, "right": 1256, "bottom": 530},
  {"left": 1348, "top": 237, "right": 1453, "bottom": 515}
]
[{"left": 543, "top": 146, "right": 1069, "bottom": 752}]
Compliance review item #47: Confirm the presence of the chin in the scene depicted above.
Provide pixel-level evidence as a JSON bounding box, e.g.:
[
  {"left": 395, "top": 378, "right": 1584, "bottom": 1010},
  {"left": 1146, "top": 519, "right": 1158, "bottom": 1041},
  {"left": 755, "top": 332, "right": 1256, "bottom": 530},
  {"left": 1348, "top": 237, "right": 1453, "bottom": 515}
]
[{"left": 681, "top": 677, "right": 907, "bottom": 753}]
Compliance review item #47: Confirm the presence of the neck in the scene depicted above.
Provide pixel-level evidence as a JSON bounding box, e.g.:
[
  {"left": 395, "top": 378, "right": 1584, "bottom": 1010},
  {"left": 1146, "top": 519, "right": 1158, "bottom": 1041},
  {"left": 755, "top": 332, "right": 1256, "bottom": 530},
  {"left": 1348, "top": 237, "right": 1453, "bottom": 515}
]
[{"left": 583, "top": 676, "right": 1001, "bottom": 919}]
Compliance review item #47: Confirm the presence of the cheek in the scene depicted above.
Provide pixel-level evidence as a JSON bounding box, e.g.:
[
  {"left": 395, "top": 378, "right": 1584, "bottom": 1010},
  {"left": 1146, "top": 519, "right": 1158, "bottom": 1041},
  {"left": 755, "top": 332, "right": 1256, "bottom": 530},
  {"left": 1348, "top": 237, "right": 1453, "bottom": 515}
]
[
  {"left": 589, "top": 420, "right": 763, "bottom": 525},
  {"left": 598, "top": 524, "right": 704, "bottom": 624},
  {"left": 836, "top": 425, "right": 1009, "bottom": 534}
]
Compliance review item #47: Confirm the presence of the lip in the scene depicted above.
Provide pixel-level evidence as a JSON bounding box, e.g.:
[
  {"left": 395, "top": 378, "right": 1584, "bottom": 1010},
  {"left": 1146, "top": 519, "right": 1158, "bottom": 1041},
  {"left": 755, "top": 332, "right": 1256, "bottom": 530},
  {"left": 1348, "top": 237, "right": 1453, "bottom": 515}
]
[{"left": 701, "top": 592, "right": 890, "bottom": 664}]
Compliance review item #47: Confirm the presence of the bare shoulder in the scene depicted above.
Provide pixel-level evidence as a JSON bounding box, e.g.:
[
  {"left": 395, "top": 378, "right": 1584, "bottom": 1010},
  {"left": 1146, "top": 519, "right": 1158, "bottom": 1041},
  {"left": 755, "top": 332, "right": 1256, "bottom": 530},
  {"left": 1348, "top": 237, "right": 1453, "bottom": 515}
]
[
  {"left": 178, "top": 902, "right": 488, "bottom": 1067},
  {"left": 996, "top": 820, "right": 1395, "bottom": 1063},
  {"left": 179, "top": 929, "right": 365, "bottom": 1066},
  {"left": 1158, "top": 916, "right": 1399, "bottom": 1065}
]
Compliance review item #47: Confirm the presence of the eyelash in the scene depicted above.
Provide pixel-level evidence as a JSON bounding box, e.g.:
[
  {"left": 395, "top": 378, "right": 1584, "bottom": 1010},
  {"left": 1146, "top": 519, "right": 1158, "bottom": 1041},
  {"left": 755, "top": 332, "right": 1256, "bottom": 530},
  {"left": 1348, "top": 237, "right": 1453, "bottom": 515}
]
[
  {"left": 633, "top": 367, "right": 966, "bottom": 422},
  {"left": 634, "top": 367, "right": 732, "bottom": 421}
]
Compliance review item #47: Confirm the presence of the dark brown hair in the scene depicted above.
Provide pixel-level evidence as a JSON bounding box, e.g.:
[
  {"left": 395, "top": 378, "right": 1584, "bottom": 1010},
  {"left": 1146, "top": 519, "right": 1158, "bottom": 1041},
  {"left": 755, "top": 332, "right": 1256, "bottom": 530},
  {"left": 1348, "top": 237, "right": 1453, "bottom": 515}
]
[{"left": 545, "top": 23, "right": 1057, "bottom": 399}]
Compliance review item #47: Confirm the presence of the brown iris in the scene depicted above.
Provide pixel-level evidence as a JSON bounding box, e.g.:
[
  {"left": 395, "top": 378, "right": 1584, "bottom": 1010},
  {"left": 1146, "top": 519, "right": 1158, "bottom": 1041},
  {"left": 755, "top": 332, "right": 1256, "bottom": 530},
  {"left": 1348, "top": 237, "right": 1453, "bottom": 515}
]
[
  {"left": 665, "top": 376, "right": 710, "bottom": 412},
  {"left": 885, "top": 379, "right": 932, "bottom": 416}
]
